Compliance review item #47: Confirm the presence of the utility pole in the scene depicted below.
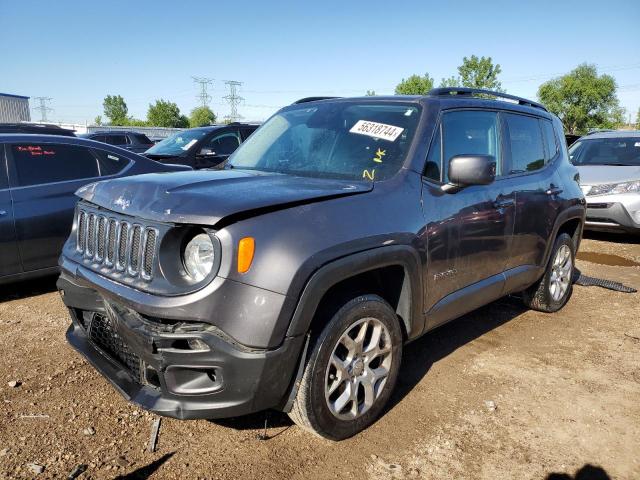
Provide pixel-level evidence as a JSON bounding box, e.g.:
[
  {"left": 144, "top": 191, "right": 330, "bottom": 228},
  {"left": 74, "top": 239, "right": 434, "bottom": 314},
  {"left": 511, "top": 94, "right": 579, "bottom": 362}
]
[
  {"left": 192, "top": 76, "right": 213, "bottom": 108},
  {"left": 33, "top": 97, "right": 53, "bottom": 122},
  {"left": 223, "top": 80, "right": 244, "bottom": 122}
]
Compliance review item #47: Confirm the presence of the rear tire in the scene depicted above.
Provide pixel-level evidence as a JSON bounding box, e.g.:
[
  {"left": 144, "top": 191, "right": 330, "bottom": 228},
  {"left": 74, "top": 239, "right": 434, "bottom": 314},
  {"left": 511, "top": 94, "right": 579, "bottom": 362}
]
[
  {"left": 522, "top": 233, "right": 575, "bottom": 312},
  {"left": 288, "top": 295, "right": 403, "bottom": 440}
]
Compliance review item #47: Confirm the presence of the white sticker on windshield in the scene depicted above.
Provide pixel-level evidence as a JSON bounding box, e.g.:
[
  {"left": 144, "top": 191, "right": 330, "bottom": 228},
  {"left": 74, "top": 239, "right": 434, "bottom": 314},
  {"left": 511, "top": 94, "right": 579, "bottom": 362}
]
[
  {"left": 350, "top": 120, "right": 404, "bottom": 142},
  {"left": 181, "top": 139, "right": 198, "bottom": 151},
  {"left": 635, "top": 142, "right": 640, "bottom": 147}
]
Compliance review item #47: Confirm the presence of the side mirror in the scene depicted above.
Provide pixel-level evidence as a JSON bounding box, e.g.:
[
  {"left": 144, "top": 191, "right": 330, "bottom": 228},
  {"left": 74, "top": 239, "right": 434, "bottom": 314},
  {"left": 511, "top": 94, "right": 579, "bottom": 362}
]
[
  {"left": 197, "top": 147, "right": 217, "bottom": 157},
  {"left": 444, "top": 154, "right": 496, "bottom": 192}
]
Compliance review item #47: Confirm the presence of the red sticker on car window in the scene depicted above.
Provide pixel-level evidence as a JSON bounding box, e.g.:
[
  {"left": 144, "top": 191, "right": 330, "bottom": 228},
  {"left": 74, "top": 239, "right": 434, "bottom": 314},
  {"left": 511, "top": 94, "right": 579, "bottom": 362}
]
[{"left": 16, "top": 145, "right": 56, "bottom": 156}]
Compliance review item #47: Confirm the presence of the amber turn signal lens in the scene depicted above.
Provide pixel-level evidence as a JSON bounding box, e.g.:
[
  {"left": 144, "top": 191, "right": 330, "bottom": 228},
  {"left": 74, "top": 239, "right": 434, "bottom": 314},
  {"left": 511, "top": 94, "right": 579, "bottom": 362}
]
[{"left": 237, "top": 237, "right": 255, "bottom": 273}]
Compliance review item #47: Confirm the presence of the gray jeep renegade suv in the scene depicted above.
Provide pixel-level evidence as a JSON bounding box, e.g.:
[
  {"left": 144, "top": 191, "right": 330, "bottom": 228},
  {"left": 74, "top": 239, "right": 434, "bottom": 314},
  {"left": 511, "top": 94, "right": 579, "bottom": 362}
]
[{"left": 57, "top": 88, "right": 586, "bottom": 440}]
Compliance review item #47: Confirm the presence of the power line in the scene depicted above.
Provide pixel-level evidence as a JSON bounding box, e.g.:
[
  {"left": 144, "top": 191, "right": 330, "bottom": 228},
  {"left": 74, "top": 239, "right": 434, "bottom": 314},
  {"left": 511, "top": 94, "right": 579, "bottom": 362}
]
[
  {"left": 32, "top": 96, "right": 53, "bottom": 122},
  {"left": 223, "top": 80, "right": 244, "bottom": 122},
  {"left": 192, "top": 76, "right": 213, "bottom": 108}
]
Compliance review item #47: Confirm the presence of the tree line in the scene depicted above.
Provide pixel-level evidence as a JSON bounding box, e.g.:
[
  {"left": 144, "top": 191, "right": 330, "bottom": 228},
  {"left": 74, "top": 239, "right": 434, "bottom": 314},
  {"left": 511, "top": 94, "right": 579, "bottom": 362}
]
[
  {"left": 392, "top": 56, "right": 632, "bottom": 135},
  {"left": 97, "top": 96, "right": 217, "bottom": 128}
]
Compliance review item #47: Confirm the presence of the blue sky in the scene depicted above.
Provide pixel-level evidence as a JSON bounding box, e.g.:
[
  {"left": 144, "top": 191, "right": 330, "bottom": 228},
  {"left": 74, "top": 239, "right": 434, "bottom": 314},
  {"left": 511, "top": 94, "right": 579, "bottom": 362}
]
[{"left": 1, "top": 0, "right": 639, "bottom": 124}]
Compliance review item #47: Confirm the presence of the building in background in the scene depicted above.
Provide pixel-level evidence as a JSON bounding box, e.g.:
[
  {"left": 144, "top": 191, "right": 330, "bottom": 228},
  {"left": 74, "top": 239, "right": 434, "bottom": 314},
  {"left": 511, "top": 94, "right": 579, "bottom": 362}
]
[{"left": 0, "top": 93, "right": 30, "bottom": 122}]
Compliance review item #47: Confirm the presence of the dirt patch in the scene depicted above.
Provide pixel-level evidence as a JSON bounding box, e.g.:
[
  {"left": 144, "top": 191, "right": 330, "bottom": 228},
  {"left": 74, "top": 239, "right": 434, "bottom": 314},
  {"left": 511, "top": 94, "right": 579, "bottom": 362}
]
[
  {"left": 0, "top": 236, "right": 639, "bottom": 479},
  {"left": 576, "top": 251, "right": 640, "bottom": 267}
]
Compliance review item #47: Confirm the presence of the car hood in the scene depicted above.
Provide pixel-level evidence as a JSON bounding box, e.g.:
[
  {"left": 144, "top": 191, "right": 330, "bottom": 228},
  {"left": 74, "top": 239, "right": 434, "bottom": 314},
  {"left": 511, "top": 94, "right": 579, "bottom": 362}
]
[
  {"left": 76, "top": 169, "right": 373, "bottom": 225},
  {"left": 577, "top": 165, "right": 640, "bottom": 185}
]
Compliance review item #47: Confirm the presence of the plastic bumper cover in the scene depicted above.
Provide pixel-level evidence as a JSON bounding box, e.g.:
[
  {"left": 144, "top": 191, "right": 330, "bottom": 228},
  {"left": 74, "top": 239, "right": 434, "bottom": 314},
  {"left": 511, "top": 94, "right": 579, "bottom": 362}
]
[{"left": 58, "top": 271, "right": 304, "bottom": 420}]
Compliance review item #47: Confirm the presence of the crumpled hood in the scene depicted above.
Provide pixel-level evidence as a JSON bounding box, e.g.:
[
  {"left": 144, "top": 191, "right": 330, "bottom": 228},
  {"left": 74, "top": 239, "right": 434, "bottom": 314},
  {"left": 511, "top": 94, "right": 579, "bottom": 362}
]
[
  {"left": 578, "top": 165, "right": 640, "bottom": 185},
  {"left": 76, "top": 169, "right": 372, "bottom": 225}
]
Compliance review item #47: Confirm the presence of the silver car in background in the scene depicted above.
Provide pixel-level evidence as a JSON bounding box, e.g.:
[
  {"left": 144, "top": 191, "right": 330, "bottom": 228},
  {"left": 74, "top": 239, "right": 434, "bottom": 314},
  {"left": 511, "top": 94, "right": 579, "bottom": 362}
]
[{"left": 570, "top": 131, "right": 640, "bottom": 234}]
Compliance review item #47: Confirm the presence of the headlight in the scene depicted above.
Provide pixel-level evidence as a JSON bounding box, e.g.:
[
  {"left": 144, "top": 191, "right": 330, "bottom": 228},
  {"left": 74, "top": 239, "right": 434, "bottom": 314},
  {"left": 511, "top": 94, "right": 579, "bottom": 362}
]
[
  {"left": 183, "top": 233, "right": 214, "bottom": 281},
  {"left": 588, "top": 180, "right": 640, "bottom": 196}
]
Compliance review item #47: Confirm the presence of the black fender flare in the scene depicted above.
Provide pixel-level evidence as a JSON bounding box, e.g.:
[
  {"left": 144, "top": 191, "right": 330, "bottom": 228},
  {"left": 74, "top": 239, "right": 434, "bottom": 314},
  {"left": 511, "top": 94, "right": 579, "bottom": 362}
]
[
  {"left": 542, "top": 204, "right": 586, "bottom": 267},
  {"left": 285, "top": 244, "right": 424, "bottom": 341}
]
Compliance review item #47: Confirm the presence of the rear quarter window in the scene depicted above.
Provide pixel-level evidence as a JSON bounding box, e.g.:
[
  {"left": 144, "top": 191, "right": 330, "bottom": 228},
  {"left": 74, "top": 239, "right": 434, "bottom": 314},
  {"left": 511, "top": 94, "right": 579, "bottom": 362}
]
[
  {"left": 541, "top": 119, "right": 558, "bottom": 161},
  {"left": 91, "top": 149, "right": 131, "bottom": 176}
]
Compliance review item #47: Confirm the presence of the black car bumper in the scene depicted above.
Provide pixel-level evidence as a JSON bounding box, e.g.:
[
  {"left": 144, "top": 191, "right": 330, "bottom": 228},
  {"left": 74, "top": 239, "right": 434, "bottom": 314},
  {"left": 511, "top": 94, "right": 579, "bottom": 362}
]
[{"left": 58, "top": 272, "right": 304, "bottom": 420}]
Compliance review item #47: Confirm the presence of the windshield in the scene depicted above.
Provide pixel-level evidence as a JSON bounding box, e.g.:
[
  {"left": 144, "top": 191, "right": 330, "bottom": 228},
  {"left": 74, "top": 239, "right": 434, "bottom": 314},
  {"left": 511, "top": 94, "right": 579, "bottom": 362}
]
[
  {"left": 569, "top": 137, "right": 640, "bottom": 167},
  {"left": 228, "top": 101, "right": 421, "bottom": 181},
  {"left": 146, "top": 129, "right": 208, "bottom": 156}
]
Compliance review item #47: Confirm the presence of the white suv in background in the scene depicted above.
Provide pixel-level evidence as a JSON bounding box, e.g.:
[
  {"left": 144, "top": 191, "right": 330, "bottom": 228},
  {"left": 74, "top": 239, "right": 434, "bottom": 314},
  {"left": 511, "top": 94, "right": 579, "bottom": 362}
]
[{"left": 570, "top": 131, "right": 640, "bottom": 234}]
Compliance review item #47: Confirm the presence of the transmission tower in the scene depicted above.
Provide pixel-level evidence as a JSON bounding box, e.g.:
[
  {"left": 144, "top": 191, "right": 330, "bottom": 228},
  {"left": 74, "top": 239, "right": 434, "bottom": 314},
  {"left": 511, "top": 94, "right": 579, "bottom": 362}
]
[
  {"left": 33, "top": 97, "right": 53, "bottom": 122},
  {"left": 192, "top": 76, "right": 213, "bottom": 108},
  {"left": 223, "top": 80, "right": 244, "bottom": 122}
]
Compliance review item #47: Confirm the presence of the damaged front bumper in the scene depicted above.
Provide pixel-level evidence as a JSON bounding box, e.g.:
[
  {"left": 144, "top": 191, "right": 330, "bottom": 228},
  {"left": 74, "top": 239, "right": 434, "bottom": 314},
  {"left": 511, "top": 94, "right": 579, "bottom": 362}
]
[{"left": 58, "top": 270, "right": 304, "bottom": 420}]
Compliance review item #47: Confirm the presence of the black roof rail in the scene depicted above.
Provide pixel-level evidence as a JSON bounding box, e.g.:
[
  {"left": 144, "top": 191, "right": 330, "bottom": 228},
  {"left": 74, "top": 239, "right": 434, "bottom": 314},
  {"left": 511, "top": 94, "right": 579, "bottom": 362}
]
[
  {"left": 428, "top": 87, "right": 548, "bottom": 112},
  {"left": 293, "top": 96, "right": 341, "bottom": 104}
]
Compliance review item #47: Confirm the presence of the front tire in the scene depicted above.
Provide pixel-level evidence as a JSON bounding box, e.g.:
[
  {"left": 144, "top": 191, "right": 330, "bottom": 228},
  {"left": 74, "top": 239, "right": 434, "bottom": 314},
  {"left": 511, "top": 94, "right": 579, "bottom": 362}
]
[
  {"left": 288, "top": 295, "right": 403, "bottom": 440},
  {"left": 522, "top": 233, "right": 575, "bottom": 312}
]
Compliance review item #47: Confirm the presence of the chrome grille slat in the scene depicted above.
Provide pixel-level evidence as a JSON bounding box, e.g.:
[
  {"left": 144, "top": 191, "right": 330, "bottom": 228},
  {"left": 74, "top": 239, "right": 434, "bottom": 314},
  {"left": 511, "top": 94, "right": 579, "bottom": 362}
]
[
  {"left": 117, "top": 222, "right": 129, "bottom": 271},
  {"left": 74, "top": 208, "right": 158, "bottom": 281},
  {"left": 86, "top": 214, "right": 96, "bottom": 257},
  {"left": 128, "top": 225, "right": 142, "bottom": 275},
  {"left": 76, "top": 211, "right": 86, "bottom": 252},
  {"left": 96, "top": 216, "right": 107, "bottom": 261},
  {"left": 106, "top": 219, "right": 117, "bottom": 265},
  {"left": 142, "top": 229, "right": 157, "bottom": 279}
]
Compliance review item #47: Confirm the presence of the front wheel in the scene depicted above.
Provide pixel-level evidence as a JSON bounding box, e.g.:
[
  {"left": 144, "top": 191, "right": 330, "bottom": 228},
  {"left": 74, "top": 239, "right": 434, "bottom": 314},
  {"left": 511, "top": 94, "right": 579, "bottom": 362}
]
[
  {"left": 288, "top": 295, "right": 403, "bottom": 440},
  {"left": 522, "top": 233, "right": 575, "bottom": 312}
]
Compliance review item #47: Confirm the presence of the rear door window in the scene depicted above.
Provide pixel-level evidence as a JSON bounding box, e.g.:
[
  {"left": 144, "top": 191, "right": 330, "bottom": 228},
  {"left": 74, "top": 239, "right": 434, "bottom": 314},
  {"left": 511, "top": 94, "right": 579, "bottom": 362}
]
[
  {"left": 132, "top": 133, "right": 152, "bottom": 144},
  {"left": 240, "top": 127, "right": 258, "bottom": 140},
  {"left": 503, "top": 114, "right": 545, "bottom": 174},
  {"left": 106, "top": 135, "right": 128, "bottom": 145},
  {"left": 441, "top": 110, "right": 500, "bottom": 181},
  {"left": 0, "top": 146, "right": 7, "bottom": 189},
  {"left": 11, "top": 143, "right": 99, "bottom": 187}
]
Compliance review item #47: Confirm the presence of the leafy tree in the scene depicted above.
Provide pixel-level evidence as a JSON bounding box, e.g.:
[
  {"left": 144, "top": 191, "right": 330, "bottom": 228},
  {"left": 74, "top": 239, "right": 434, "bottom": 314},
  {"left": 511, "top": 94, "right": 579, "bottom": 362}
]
[
  {"left": 124, "top": 118, "right": 148, "bottom": 127},
  {"left": 94, "top": 115, "right": 102, "bottom": 126},
  {"left": 147, "top": 100, "right": 189, "bottom": 128},
  {"left": 439, "top": 76, "right": 460, "bottom": 88},
  {"left": 537, "top": 64, "right": 626, "bottom": 134},
  {"left": 365, "top": 90, "right": 376, "bottom": 96},
  {"left": 439, "top": 55, "right": 503, "bottom": 91},
  {"left": 395, "top": 73, "right": 434, "bottom": 95},
  {"left": 103, "top": 95, "right": 128, "bottom": 125},
  {"left": 458, "top": 55, "right": 503, "bottom": 91},
  {"left": 189, "top": 106, "right": 216, "bottom": 127}
]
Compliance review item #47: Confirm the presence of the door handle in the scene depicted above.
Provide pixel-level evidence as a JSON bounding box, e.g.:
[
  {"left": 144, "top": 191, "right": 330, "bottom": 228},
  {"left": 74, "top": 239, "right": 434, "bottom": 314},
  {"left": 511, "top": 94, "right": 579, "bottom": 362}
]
[
  {"left": 546, "top": 184, "right": 563, "bottom": 196},
  {"left": 493, "top": 197, "right": 515, "bottom": 209}
]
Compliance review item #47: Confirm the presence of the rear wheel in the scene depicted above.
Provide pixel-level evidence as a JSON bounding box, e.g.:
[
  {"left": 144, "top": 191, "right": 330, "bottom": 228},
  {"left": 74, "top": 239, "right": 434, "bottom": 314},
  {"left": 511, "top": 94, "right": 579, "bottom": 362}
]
[
  {"left": 522, "top": 233, "right": 575, "bottom": 312},
  {"left": 288, "top": 295, "right": 403, "bottom": 440}
]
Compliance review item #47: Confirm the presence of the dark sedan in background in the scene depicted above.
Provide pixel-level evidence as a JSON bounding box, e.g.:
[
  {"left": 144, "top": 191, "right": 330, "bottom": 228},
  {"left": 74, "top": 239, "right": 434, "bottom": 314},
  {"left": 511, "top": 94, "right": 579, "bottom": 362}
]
[
  {"left": 144, "top": 122, "right": 259, "bottom": 169},
  {"left": 0, "top": 134, "right": 190, "bottom": 284},
  {"left": 79, "top": 130, "right": 154, "bottom": 153}
]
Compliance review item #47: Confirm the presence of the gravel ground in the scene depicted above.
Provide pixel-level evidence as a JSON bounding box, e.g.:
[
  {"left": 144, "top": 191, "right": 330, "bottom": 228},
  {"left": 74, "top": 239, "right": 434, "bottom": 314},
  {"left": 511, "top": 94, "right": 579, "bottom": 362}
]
[{"left": 0, "top": 232, "right": 638, "bottom": 480}]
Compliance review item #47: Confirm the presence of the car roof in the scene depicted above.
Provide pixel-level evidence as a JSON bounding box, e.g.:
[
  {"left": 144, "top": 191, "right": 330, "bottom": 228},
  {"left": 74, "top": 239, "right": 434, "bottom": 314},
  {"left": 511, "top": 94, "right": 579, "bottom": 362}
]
[
  {"left": 0, "top": 133, "right": 147, "bottom": 153},
  {"left": 89, "top": 130, "right": 146, "bottom": 135},
  {"left": 579, "top": 130, "right": 640, "bottom": 140},
  {"left": 288, "top": 91, "right": 554, "bottom": 120}
]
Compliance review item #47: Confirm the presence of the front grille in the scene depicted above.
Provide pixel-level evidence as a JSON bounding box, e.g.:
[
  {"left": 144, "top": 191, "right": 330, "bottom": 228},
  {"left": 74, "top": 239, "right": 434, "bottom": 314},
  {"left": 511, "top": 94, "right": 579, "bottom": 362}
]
[
  {"left": 89, "top": 314, "right": 141, "bottom": 381},
  {"left": 75, "top": 207, "right": 159, "bottom": 281}
]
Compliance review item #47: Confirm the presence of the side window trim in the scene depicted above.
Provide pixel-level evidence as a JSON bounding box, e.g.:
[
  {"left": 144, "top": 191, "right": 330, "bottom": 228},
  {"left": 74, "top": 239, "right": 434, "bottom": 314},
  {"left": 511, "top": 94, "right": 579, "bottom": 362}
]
[
  {"left": 0, "top": 144, "right": 8, "bottom": 190},
  {"left": 90, "top": 147, "right": 134, "bottom": 177}
]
